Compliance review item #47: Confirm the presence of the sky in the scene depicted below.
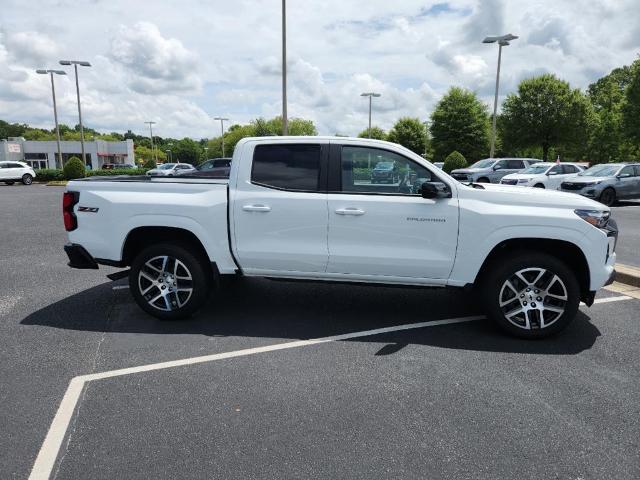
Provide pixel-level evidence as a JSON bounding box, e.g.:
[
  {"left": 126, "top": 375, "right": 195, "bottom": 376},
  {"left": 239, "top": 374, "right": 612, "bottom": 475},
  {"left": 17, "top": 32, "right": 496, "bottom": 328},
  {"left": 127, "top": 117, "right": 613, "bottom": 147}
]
[{"left": 0, "top": 0, "right": 638, "bottom": 139}]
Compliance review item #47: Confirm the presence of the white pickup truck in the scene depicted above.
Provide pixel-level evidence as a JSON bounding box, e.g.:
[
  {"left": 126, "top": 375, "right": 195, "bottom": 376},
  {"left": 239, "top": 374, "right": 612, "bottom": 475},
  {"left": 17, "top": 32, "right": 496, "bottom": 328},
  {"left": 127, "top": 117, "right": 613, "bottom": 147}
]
[{"left": 63, "top": 137, "right": 617, "bottom": 338}]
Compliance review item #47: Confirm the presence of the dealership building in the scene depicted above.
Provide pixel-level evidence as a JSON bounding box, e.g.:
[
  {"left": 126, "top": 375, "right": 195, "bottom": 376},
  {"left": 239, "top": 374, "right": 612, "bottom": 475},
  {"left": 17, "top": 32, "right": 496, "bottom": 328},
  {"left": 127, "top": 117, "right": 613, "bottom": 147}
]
[{"left": 0, "top": 137, "right": 135, "bottom": 170}]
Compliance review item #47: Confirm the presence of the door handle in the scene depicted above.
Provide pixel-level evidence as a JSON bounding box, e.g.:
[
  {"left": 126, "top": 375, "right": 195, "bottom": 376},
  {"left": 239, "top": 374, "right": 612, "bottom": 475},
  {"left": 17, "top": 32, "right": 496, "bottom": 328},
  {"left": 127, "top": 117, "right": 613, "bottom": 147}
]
[
  {"left": 335, "top": 207, "right": 365, "bottom": 216},
  {"left": 242, "top": 204, "right": 271, "bottom": 212}
]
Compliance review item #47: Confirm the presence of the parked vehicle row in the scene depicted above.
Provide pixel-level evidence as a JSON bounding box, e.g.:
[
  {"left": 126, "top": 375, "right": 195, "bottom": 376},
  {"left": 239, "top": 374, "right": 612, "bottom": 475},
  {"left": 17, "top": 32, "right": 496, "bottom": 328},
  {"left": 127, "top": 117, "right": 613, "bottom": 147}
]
[
  {"left": 559, "top": 163, "right": 640, "bottom": 206},
  {"left": 450, "top": 158, "right": 542, "bottom": 183},
  {"left": 0, "top": 161, "right": 36, "bottom": 185}
]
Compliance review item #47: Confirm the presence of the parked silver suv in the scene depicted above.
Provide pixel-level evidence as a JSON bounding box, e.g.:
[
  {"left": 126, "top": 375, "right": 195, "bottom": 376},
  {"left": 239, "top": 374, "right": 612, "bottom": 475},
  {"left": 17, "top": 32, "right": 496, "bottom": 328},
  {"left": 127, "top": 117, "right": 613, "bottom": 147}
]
[
  {"left": 559, "top": 163, "right": 640, "bottom": 206},
  {"left": 450, "top": 158, "right": 542, "bottom": 183}
]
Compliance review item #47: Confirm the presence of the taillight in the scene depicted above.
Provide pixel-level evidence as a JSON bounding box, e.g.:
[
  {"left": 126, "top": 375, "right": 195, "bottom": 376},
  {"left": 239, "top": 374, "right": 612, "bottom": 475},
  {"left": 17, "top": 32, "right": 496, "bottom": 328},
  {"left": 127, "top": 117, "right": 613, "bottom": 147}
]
[{"left": 63, "top": 191, "right": 79, "bottom": 231}]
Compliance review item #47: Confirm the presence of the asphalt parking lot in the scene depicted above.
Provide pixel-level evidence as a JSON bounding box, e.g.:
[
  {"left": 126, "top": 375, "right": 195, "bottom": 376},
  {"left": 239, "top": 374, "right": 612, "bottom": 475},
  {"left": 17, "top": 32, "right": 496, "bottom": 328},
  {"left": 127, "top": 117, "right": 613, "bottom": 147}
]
[{"left": 1, "top": 184, "right": 639, "bottom": 479}]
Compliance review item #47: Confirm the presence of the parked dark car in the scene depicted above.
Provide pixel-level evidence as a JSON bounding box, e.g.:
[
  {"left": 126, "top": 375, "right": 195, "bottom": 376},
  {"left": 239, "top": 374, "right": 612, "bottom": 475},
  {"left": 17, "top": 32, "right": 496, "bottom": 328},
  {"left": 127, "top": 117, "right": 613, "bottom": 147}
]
[
  {"left": 371, "top": 161, "right": 398, "bottom": 184},
  {"left": 178, "top": 158, "right": 232, "bottom": 178}
]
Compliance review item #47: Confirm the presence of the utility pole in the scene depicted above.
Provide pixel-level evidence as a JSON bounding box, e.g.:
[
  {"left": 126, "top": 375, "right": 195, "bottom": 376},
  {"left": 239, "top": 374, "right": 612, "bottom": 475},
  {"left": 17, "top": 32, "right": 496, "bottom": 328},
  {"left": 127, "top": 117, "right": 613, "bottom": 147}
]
[
  {"left": 483, "top": 33, "right": 518, "bottom": 158},
  {"left": 214, "top": 117, "right": 229, "bottom": 157},
  {"left": 144, "top": 121, "right": 157, "bottom": 162},
  {"left": 36, "top": 69, "right": 66, "bottom": 168},
  {"left": 60, "top": 60, "right": 91, "bottom": 166},
  {"left": 282, "top": 0, "right": 288, "bottom": 135}
]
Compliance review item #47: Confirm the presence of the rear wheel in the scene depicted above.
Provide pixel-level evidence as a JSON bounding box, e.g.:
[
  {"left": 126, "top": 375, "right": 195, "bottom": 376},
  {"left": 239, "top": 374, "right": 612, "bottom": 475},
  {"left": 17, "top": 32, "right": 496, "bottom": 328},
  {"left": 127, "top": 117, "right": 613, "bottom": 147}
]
[
  {"left": 129, "top": 243, "right": 212, "bottom": 320},
  {"left": 481, "top": 251, "right": 580, "bottom": 338},
  {"left": 533, "top": 183, "right": 545, "bottom": 188},
  {"left": 477, "top": 177, "right": 490, "bottom": 183},
  {"left": 22, "top": 174, "right": 33, "bottom": 185},
  {"left": 599, "top": 188, "right": 616, "bottom": 206}
]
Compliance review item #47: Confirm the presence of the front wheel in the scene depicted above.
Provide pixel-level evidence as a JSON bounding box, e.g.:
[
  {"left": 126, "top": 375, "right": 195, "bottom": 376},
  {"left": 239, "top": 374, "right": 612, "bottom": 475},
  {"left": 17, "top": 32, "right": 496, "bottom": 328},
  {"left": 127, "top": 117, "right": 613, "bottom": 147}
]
[
  {"left": 533, "top": 183, "right": 545, "bottom": 188},
  {"left": 481, "top": 252, "right": 580, "bottom": 338},
  {"left": 22, "top": 174, "right": 33, "bottom": 185},
  {"left": 476, "top": 177, "right": 490, "bottom": 183},
  {"left": 599, "top": 187, "right": 616, "bottom": 206},
  {"left": 129, "top": 243, "right": 212, "bottom": 320}
]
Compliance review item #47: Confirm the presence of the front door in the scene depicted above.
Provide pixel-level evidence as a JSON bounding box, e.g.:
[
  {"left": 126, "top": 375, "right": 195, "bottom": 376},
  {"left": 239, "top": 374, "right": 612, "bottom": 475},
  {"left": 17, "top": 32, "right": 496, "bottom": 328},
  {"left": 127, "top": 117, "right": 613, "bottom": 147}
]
[
  {"left": 232, "top": 142, "right": 329, "bottom": 274},
  {"left": 326, "top": 144, "right": 459, "bottom": 280}
]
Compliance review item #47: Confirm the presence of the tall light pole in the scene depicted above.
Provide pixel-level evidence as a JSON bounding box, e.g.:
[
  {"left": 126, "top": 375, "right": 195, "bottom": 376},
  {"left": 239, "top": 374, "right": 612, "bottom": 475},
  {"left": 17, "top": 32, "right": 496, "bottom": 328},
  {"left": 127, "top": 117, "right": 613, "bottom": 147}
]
[
  {"left": 423, "top": 120, "right": 430, "bottom": 159},
  {"left": 281, "top": 0, "right": 288, "bottom": 135},
  {"left": 214, "top": 117, "right": 229, "bottom": 157},
  {"left": 36, "top": 69, "right": 66, "bottom": 168},
  {"left": 360, "top": 92, "right": 381, "bottom": 138},
  {"left": 483, "top": 33, "right": 518, "bottom": 158},
  {"left": 166, "top": 149, "right": 172, "bottom": 162},
  {"left": 144, "top": 121, "right": 157, "bottom": 162},
  {"left": 59, "top": 60, "right": 91, "bottom": 166}
]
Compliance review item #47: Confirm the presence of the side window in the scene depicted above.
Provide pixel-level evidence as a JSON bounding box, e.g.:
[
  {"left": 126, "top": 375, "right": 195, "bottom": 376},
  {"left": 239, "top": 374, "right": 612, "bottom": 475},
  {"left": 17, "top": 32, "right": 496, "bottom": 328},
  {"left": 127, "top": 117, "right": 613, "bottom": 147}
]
[
  {"left": 495, "top": 160, "right": 508, "bottom": 169},
  {"left": 619, "top": 166, "right": 634, "bottom": 177},
  {"left": 214, "top": 159, "right": 231, "bottom": 168},
  {"left": 252, "top": 144, "right": 322, "bottom": 191},
  {"left": 200, "top": 161, "right": 214, "bottom": 170},
  {"left": 549, "top": 165, "right": 563, "bottom": 174},
  {"left": 8, "top": 163, "right": 23, "bottom": 168},
  {"left": 563, "top": 165, "right": 578, "bottom": 174},
  {"left": 340, "top": 146, "right": 433, "bottom": 195},
  {"left": 634, "top": 166, "right": 640, "bottom": 177},
  {"left": 0, "top": 163, "right": 8, "bottom": 169},
  {"left": 506, "top": 160, "right": 524, "bottom": 169}
]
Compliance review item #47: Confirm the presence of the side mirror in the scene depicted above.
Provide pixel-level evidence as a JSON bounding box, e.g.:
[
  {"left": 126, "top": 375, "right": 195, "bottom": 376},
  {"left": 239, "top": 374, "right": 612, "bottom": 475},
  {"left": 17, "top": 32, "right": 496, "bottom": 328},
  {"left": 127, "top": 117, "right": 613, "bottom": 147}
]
[
  {"left": 492, "top": 165, "right": 501, "bottom": 171},
  {"left": 547, "top": 171, "right": 558, "bottom": 176},
  {"left": 420, "top": 181, "right": 452, "bottom": 199},
  {"left": 617, "top": 173, "right": 632, "bottom": 178}
]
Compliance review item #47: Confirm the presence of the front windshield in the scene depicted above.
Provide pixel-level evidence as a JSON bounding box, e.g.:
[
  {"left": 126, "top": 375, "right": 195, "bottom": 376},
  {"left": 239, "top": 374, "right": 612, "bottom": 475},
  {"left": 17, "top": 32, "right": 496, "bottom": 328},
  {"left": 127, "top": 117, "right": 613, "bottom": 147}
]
[
  {"left": 579, "top": 164, "right": 620, "bottom": 177},
  {"left": 469, "top": 159, "right": 495, "bottom": 169},
  {"left": 522, "top": 164, "right": 551, "bottom": 174},
  {"left": 158, "top": 163, "right": 176, "bottom": 170}
]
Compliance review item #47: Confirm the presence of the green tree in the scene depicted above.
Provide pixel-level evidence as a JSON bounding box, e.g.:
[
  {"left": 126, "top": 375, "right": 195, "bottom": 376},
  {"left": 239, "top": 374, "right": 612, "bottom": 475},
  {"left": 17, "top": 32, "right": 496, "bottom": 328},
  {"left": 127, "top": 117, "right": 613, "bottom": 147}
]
[
  {"left": 443, "top": 151, "right": 467, "bottom": 173},
  {"left": 387, "top": 117, "right": 427, "bottom": 155},
  {"left": 501, "top": 74, "right": 594, "bottom": 161},
  {"left": 622, "top": 60, "right": 640, "bottom": 151},
  {"left": 172, "top": 138, "right": 202, "bottom": 165},
  {"left": 142, "top": 159, "right": 156, "bottom": 169},
  {"left": 134, "top": 145, "right": 166, "bottom": 164},
  {"left": 357, "top": 126, "right": 386, "bottom": 140},
  {"left": 63, "top": 156, "right": 85, "bottom": 179},
  {"left": 430, "top": 87, "right": 490, "bottom": 163}
]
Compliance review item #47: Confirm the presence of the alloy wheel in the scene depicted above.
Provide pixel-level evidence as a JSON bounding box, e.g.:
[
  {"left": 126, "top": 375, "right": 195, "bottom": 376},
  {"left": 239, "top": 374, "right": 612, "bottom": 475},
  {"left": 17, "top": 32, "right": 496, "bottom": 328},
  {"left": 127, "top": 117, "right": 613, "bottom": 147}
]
[
  {"left": 137, "top": 255, "right": 193, "bottom": 311},
  {"left": 498, "top": 267, "right": 568, "bottom": 330}
]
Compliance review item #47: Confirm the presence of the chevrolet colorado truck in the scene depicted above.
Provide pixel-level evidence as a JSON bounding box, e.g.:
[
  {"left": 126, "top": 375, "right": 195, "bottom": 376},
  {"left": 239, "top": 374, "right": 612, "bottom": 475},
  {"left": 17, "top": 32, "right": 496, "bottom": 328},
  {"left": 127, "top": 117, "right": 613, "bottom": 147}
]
[{"left": 62, "top": 137, "right": 617, "bottom": 338}]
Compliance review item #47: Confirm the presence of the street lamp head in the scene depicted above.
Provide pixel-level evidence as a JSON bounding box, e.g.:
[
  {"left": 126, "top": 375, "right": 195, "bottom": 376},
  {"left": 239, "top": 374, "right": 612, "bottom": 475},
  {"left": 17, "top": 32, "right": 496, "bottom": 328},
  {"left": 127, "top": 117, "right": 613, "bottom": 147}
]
[
  {"left": 483, "top": 33, "right": 518, "bottom": 45},
  {"left": 360, "top": 92, "right": 381, "bottom": 97},
  {"left": 214, "top": 117, "right": 229, "bottom": 121},
  {"left": 36, "top": 69, "right": 66, "bottom": 75},
  {"left": 60, "top": 60, "right": 91, "bottom": 67}
]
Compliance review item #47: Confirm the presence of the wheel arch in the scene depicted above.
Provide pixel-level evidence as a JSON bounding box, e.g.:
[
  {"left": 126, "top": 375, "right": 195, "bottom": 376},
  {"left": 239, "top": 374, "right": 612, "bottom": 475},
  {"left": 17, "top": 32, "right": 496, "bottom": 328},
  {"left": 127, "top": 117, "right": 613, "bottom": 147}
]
[
  {"left": 122, "top": 226, "right": 218, "bottom": 279},
  {"left": 474, "top": 238, "right": 590, "bottom": 299}
]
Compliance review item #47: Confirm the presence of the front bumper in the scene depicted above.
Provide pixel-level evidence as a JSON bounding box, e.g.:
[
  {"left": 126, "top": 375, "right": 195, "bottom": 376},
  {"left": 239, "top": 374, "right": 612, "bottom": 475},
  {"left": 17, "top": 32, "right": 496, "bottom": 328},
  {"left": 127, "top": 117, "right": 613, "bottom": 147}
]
[{"left": 64, "top": 243, "right": 99, "bottom": 269}]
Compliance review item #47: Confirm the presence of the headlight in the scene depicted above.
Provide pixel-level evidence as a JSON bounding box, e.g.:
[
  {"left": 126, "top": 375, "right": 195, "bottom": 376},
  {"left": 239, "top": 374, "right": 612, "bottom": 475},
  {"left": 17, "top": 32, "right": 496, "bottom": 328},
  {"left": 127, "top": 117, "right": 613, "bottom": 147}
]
[
  {"left": 574, "top": 209, "right": 610, "bottom": 228},
  {"left": 517, "top": 179, "right": 530, "bottom": 184}
]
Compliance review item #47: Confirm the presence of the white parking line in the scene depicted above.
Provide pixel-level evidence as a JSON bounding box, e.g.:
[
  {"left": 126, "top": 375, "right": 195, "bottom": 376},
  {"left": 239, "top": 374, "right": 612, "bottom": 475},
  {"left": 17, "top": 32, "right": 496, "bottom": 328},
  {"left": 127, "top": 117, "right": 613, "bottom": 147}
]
[
  {"left": 111, "top": 285, "right": 129, "bottom": 290},
  {"left": 28, "top": 294, "right": 635, "bottom": 480}
]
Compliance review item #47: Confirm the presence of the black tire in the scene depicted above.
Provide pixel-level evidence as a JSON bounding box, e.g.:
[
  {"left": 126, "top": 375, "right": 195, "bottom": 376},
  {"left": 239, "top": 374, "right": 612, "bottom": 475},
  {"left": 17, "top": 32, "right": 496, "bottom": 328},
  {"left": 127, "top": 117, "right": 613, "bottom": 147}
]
[
  {"left": 4, "top": 181, "right": 15, "bottom": 185},
  {"left": 599, "top": 187, "right": 616, "bottom": 206},
  {"left": 22, "top": 174, "right": 33, "bottom": 185},
  {"left": 480, "top": 251, "right": 580, "bottom": 339},
  {"left": 533, "top": 183, "right": 545, "bottom": 188},
  {"left": 477, "top": 177, "right": 490, "bottom": 183},
  {"left": 129, "top": 243, "right": 212, "bottom": 320}
]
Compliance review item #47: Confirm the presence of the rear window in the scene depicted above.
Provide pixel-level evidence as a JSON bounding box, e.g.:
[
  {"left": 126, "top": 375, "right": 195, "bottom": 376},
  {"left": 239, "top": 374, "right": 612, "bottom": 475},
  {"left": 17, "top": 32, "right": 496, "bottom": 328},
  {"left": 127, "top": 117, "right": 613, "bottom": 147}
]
[{"left": 251, "top": 144, "right": 321, "bottom": 191}]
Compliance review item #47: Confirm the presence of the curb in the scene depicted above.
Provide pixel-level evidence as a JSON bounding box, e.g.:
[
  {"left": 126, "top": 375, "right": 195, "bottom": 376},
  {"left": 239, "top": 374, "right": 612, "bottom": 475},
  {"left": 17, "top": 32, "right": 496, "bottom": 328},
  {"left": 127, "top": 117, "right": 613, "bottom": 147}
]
[{"left": 616, "top": 264, "right": 640, "bottom": 288}]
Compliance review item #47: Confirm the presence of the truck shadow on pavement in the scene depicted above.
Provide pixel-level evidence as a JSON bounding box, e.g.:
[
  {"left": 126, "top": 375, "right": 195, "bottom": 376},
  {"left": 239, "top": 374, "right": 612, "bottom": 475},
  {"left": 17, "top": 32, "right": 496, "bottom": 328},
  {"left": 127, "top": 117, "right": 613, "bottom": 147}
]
[{"left": 21, "top": 277, "right": 601, "bottom": 356}]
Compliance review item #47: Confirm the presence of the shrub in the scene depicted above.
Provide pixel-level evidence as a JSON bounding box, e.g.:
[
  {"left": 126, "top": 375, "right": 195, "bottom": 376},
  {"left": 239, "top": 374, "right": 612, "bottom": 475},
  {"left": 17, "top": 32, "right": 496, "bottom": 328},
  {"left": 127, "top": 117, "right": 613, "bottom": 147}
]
[
  {"left": 143, "top": 159, "right": 156, "bottom": 169},
  {"left": 34, "top": 169, "right": 65, "bottom": 182},
  {"left": 443, "top": 151, "right": 467, "bottom": 173},
  {"left": 63, "top": 157, "right": 86, "bottom": 180}
]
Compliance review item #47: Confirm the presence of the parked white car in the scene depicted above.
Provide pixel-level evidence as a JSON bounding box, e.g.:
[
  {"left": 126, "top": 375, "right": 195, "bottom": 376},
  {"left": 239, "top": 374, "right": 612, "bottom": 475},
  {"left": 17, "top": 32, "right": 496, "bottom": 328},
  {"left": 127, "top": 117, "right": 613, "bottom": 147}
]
[
  {"left": 146, "top": 163, "right": 195, "bottom": 176},
  {"left": 0, "top": 161, "right": 36, "bottom": 185},
  {"left": 500, "top": 162, "right": 584, "bottom": 189}
]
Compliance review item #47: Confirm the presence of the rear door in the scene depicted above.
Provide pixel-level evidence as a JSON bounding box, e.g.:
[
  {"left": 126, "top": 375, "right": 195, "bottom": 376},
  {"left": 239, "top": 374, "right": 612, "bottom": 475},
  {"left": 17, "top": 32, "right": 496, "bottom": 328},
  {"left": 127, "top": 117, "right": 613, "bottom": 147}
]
[
  {"left": 232, "top": 141, "right": 329, "bottom": 274},
  {"left": 0, "top": 163, "right": 8, "bottom": 180},
  {"left": 326, "top": 143, "right": 458, "bottom": 280},
  {"left": 616, "top": 165, "right": 636, "bottom": 199}
]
